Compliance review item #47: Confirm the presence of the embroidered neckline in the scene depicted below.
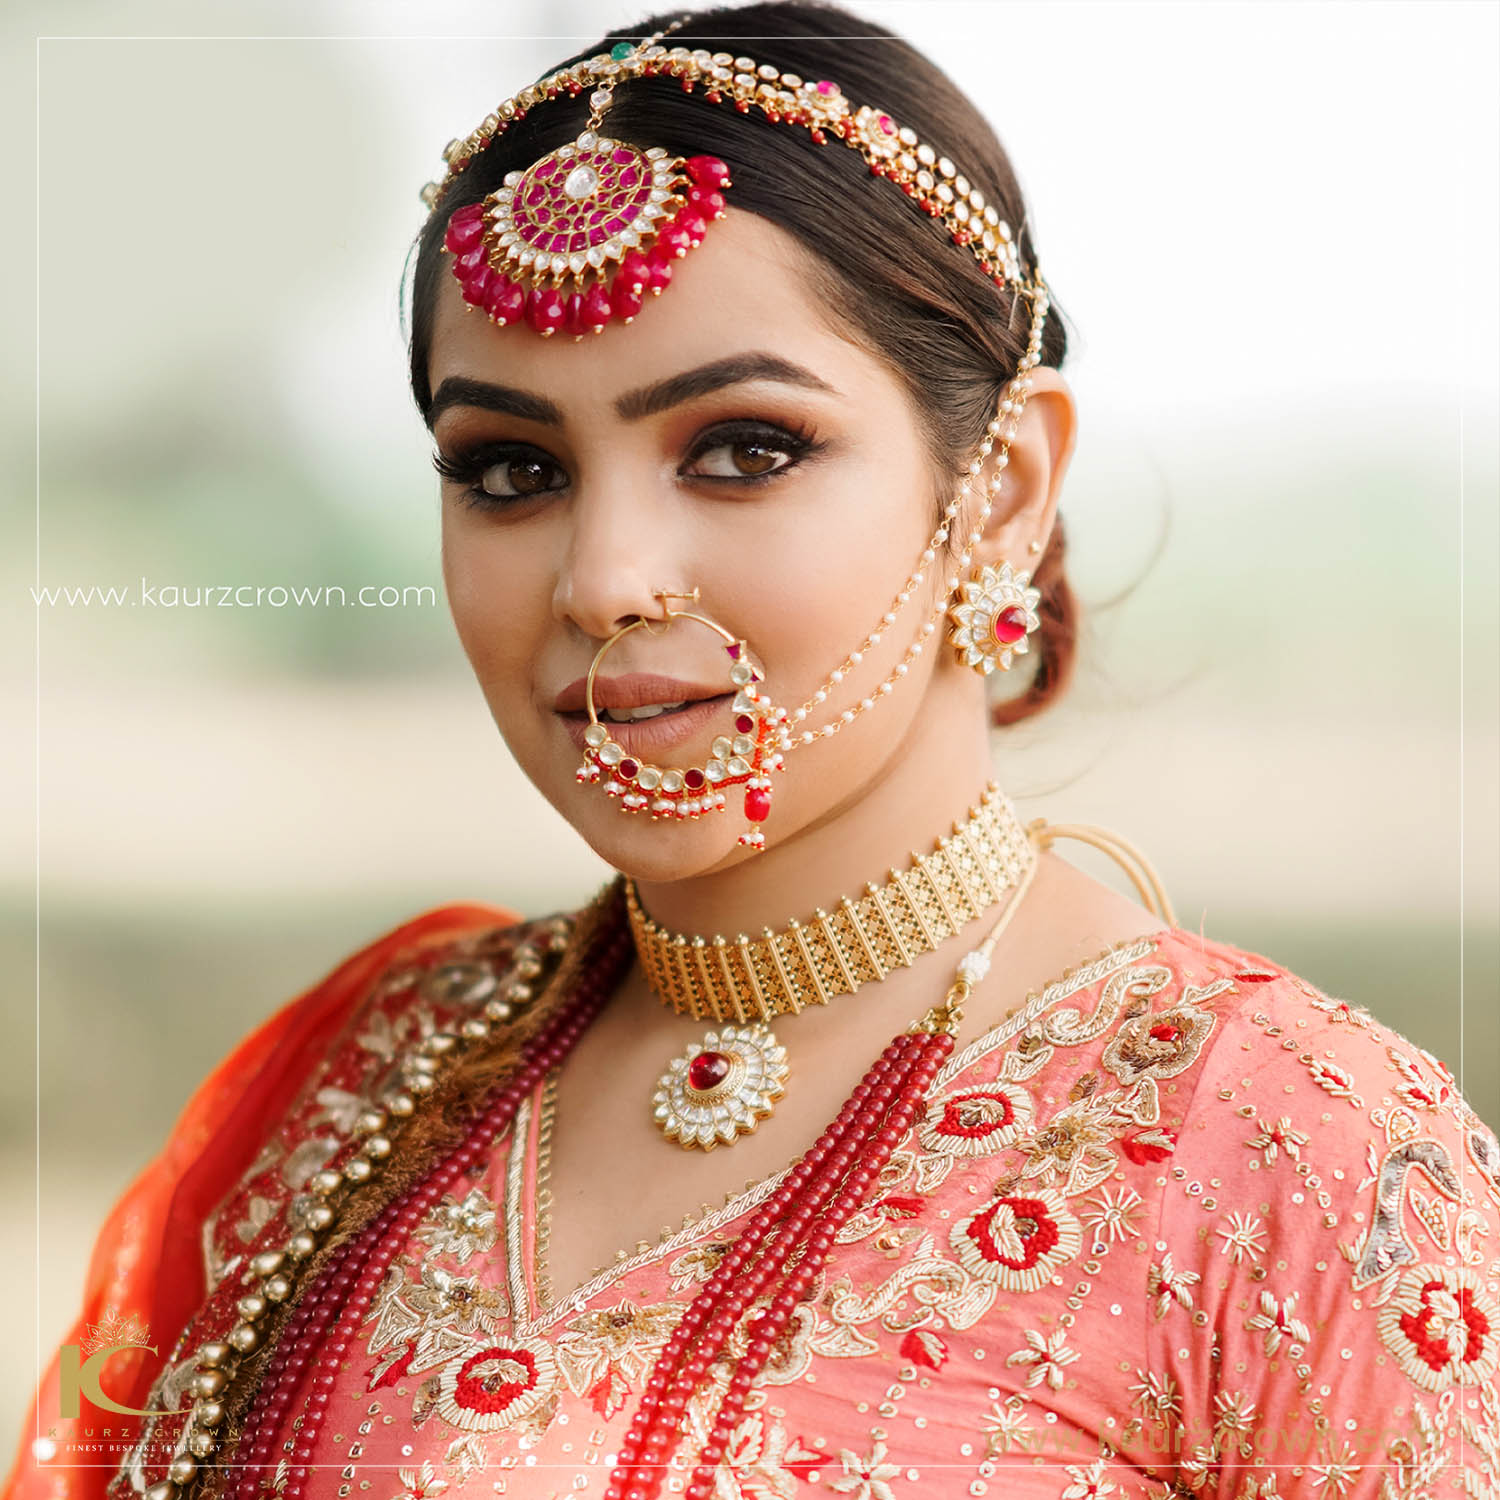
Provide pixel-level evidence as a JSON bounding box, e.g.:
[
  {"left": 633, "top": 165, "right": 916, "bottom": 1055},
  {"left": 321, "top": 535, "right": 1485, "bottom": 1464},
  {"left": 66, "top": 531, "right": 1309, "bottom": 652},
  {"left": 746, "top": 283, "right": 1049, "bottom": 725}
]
[{"left": 513, "top": 926, "right": 1171, "bottom": 1330}]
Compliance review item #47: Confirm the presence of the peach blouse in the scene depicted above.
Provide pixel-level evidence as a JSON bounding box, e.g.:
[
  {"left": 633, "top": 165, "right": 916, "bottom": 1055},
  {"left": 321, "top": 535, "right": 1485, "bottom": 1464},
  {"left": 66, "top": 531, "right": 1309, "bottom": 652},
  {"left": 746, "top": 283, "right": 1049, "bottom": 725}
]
[{"left": 13, "top": 899, "right": 1499, "bottom": 1500}]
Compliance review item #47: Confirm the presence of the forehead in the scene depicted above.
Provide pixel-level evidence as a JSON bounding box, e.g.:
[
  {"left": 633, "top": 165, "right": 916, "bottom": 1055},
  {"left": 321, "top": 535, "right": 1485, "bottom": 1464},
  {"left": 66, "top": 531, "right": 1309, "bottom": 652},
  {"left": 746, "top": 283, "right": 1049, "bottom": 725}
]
[{"left": 425, "top": 207, "right": 896, "bottom": 423}]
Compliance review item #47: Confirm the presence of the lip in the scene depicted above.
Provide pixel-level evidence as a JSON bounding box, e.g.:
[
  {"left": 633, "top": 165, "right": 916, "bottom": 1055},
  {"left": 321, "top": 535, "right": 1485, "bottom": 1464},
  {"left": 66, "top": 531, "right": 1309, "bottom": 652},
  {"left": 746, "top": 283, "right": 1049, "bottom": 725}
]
[
  {"left": 559, "top": 692, "right": 736, "bottom": 757},
  {"left": 552, "top": 672, "right": 731, "bottom": 715}
]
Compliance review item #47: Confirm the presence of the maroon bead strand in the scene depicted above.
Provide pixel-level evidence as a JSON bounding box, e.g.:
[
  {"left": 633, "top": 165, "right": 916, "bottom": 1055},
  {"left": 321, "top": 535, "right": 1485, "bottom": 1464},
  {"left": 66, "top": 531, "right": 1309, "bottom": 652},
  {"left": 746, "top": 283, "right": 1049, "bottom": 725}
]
[
  {"left": 272, "top": 985, "right": 616, "bottom": 1500},
  {"left": 678, "top": 1032, "right": 953, "bottom": 1500},
  {"left": 229, "top": 1193, "right": 407, "bottom": 1499},
  {"left": 228, "top": 920, "right": 632, "bottom": 1498},
  {"left": 606, "top": 1036, "right": 917, "bottom": 1496}
]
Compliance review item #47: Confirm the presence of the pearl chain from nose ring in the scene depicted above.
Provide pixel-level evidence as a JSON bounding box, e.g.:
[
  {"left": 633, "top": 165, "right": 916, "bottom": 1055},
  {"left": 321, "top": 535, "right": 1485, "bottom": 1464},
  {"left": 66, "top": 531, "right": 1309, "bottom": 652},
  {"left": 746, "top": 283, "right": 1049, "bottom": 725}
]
[{"left": 780, "top": 287, "right": 1049, "bottom": 750}]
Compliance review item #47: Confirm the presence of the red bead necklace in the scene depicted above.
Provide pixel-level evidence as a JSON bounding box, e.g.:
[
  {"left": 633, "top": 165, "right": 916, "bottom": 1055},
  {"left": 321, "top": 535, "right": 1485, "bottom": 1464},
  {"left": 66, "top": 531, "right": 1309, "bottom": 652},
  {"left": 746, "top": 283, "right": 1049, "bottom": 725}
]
[{"left": 226, "top": 844, "right": 1037, "bottom": 1498}]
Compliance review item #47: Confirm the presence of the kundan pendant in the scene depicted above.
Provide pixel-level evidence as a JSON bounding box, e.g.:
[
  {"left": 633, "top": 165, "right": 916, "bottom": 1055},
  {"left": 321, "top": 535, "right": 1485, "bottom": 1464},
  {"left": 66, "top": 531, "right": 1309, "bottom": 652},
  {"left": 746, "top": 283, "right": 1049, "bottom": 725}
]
[{"left": 652, "top": 1024, "right": 789, "bottom": 1150}]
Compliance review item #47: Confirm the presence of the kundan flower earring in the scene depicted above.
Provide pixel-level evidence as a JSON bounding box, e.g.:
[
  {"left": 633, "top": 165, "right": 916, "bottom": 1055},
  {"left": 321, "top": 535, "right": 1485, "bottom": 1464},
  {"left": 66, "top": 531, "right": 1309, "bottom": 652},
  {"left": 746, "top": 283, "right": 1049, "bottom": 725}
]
[{"left": 946, "top": 560, "right": 1041, "bottom": 673}]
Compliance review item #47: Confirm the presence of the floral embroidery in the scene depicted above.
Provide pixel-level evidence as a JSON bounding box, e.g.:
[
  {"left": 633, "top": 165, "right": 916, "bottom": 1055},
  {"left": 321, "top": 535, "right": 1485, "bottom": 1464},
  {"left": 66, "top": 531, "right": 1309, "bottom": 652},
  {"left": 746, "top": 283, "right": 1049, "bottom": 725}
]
[
  {"left": 107, "top": 918, "right": 1499, "bottom": 1500},
  {"left": 1375, "top": 1261, "right": 1499, "bottom": 1393},
  {"left": 950, "top": 1187, "right": 1082, "bottom": 1291},
  {"left": 1081, "top": 1184, "right": 1143, "bottom": 1244},
  {"left": 718, "top": 1409, "right": 830, "bottom": 1498},
  {"left": 414, "top": 1186, "right": 499, "bottom": 1264},
  {"left": 1005, "top": 1326, "right": 1080, "bottom": 1389},
  {"left": 552, "top": 1298, "right": 679, "bottom": 1415},
  {"left": 1244, "top": 1289, "right": 1310, "bottom": 1357},
  {"left": 1060, "top": 1459, "right": 1119, "bottom": 1498},
  {"left": 1101, "top": 994, "right": 1216, "bottom": 1084},
  {"left": 1244, "top": 1116, "right": 1308, "bottom": 1165},
  {"left": 1147, "top": 1252, "right": 1199, "bottom": 1320},
  {"left": 980, "top": 1397, "right": 1033, "bottom": 1456},
  {"left": 831, "top": 1439, "right": 901, "bottom": 1499},
  {"left": 1214, "top": 1210, "right": 1267, "bottom": 1265},
  {"left": 1017, "top": 1094, "right": 1126, "bottom": 1195},
  {"left": 1387, "top": 1045, "right": 1456, "bottom": 1113},
  {"left": 918, "top": 1081, "right": 1033, "bottom": 1156},
  {"left": 433, "top": 1337, "right": 558, "bottom": 1431}
]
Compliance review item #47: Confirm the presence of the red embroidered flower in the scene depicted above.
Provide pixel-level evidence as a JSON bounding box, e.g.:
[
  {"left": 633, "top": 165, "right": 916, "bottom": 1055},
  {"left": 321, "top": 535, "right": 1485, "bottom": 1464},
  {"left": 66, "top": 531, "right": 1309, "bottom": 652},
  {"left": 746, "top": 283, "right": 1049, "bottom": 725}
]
[
  {"left": 1377, "top": 1263, "right": 1499, "bottom": 1393},
  {"left": 435, "top": 1338, "right": 558, "bottom": 1431},
  {"left": 950, "top": 1186, "right": 1082, "bottom": 1293},
  {"left": 920, "top": 1082, "right": 1033, "bottom": 1157}
]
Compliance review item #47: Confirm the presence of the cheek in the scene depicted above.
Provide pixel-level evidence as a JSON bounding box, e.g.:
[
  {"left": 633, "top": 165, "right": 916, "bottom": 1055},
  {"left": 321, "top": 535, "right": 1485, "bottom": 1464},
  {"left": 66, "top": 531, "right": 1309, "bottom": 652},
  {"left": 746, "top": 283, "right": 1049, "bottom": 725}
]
[{"left": 440, "top": 511, "right": 536, "bottom": 689}]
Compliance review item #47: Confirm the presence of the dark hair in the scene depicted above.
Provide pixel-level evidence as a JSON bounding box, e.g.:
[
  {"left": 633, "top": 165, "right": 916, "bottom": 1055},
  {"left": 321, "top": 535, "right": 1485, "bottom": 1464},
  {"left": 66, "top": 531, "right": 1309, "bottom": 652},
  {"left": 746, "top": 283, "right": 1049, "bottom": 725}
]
[{"left": 406, "top": 0, "right": 1077, "bottom": 725}]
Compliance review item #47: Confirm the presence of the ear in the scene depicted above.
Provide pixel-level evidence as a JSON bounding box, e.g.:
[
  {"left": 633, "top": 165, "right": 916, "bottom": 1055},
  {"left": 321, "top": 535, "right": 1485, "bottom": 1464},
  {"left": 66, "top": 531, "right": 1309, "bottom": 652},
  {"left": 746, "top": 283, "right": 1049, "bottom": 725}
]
[{"left": 964, "top": 366, "right": 1078, "bottom": 571}]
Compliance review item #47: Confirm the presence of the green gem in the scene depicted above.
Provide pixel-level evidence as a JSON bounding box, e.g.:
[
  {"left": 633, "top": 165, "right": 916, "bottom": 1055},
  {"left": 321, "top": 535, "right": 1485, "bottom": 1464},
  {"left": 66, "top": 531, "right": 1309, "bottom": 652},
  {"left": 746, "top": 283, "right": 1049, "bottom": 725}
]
[{"left": 611, "top": 42, "right": 633, "bottom": 61}]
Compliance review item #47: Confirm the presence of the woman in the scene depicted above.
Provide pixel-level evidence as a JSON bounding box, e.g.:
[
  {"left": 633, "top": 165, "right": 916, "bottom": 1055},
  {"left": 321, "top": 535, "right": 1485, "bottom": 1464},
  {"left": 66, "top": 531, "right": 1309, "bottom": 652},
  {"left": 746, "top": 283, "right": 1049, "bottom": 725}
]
[{"left": 10, "top": 4, "right": 1497, "bottom": 1497}]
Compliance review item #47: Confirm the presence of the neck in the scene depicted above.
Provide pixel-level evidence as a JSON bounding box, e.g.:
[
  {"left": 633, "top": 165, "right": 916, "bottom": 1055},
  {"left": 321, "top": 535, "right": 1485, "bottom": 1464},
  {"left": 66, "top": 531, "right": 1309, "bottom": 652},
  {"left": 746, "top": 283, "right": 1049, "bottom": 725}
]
[{"left": 628, "top": 672, "right": 999, "bottom": 941}]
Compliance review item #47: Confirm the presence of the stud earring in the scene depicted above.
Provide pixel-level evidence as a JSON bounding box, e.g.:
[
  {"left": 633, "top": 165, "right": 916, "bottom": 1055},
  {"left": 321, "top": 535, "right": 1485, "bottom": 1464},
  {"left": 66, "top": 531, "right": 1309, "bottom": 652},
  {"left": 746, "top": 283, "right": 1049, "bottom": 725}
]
[{"left": 945, "top": 561, "right": 1041, "bottom": 674}]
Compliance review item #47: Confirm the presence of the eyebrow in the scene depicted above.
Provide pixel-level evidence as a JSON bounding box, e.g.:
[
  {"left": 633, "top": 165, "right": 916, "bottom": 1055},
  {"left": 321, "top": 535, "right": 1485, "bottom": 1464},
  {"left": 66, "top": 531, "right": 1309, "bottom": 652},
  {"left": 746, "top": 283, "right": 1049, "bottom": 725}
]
[{"left": 425, "top": 351, "right": 840, "bottom": 431}]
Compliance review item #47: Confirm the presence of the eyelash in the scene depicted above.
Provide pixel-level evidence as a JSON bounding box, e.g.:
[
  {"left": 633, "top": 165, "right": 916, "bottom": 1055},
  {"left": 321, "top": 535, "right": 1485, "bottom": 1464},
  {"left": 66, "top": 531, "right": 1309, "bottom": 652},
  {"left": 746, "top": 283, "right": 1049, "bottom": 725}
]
[{"left": 432, "top": 419, "right": 824, "bottom": 512}]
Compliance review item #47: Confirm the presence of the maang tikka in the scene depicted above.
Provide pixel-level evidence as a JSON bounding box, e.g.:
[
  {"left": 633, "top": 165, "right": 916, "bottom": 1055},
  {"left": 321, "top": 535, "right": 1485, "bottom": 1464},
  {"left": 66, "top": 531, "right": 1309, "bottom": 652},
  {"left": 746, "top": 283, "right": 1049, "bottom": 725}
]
[{"left": 441, "top": 19, "right": 732, "bottom": 337}]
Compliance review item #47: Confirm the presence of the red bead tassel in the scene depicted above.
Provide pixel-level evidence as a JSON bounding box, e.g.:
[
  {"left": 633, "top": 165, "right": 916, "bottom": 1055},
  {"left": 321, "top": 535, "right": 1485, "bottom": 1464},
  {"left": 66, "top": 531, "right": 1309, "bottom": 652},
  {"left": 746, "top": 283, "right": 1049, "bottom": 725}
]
[
  {"left": 606, "top": 1027, "right": 954, "bottom": 1500},
  {"left": 226, "top": 922, "right": 631, "bottom": 1498}
]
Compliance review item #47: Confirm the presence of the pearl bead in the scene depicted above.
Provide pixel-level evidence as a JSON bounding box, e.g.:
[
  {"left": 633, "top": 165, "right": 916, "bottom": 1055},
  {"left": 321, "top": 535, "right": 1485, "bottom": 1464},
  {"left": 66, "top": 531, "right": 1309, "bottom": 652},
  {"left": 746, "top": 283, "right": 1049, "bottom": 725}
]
[
  {"left": 849, "top": 650, "right": 862, "bottom": 664},
  {"left": 830, "top": 669, "right": 843, "bottom": 684}
]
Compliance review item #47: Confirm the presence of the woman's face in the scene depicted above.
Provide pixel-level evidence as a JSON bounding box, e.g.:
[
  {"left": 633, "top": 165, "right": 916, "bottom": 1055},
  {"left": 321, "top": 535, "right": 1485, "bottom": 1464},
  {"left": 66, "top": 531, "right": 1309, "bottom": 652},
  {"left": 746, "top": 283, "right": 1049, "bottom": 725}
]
[{"left": 427, "top": 208, "right": 1005, "bottom": 881}]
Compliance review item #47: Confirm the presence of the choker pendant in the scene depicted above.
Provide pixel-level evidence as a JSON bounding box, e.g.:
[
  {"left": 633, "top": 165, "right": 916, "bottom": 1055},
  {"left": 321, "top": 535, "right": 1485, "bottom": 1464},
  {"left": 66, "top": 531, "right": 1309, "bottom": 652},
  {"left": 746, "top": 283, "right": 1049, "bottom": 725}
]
[{"left": 652, "top": 1024, "right": 790, "bottom": 1150}]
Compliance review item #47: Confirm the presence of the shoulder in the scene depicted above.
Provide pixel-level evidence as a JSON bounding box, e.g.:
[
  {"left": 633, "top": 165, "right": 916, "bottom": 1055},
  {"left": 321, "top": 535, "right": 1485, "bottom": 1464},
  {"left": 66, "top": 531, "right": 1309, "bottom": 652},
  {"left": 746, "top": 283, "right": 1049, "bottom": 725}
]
[{"left": 1135, "top": 927, "right": 1500, "bottom": 1492}]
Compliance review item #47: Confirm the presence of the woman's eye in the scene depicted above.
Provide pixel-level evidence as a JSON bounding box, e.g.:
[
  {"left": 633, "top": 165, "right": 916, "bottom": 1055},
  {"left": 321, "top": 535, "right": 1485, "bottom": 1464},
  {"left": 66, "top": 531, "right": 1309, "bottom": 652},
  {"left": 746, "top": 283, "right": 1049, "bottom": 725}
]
[
  {"left": 478, "top": 454, "right": 566, "bottom": 498},
  {"left": 433, "top": 443, "right": 568, "bottom": 507},
  {"left": 683, "top": 423, "right": 817, "bottom": 484},
  {"left": 689, "top": 439, "right": 793, "bottom": 479}
]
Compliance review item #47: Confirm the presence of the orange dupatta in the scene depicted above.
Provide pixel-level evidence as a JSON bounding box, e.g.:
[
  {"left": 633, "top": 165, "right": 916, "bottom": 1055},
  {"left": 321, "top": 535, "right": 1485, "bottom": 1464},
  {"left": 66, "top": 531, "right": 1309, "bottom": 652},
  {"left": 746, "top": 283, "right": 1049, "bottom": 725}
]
[{"left": 3, "top": 901, "right": 518, "bottom": 1500}]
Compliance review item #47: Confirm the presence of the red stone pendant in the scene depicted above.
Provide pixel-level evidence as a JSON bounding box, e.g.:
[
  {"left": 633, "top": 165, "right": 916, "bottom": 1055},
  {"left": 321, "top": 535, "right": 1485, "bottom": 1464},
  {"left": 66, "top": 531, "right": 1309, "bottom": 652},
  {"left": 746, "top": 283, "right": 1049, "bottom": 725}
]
[{"left": 652, "top": 1025, "right": 789, "bottom": 1150}]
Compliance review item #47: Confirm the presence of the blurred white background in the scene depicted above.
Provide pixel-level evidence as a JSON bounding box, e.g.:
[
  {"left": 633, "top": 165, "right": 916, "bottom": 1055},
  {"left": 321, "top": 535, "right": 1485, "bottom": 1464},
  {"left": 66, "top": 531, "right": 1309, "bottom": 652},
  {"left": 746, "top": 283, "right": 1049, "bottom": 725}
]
[{"left": 3, "top": 0, "right": 1497, "bottom": 1452}]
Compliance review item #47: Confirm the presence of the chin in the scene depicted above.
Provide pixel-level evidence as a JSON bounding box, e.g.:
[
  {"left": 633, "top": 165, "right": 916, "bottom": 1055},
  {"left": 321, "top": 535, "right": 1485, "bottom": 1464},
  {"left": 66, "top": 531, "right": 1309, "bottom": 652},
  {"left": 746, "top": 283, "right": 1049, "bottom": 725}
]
[{"left": 581, "top": 811, "right": 756, "bottom": 884}]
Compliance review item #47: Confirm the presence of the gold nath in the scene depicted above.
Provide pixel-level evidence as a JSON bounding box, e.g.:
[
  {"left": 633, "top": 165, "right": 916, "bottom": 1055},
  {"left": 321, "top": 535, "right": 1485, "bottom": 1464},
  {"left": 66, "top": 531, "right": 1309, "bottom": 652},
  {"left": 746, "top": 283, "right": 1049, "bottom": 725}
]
[{"left": 625, "top": 780, "right": 1036, "bottom": 1024}]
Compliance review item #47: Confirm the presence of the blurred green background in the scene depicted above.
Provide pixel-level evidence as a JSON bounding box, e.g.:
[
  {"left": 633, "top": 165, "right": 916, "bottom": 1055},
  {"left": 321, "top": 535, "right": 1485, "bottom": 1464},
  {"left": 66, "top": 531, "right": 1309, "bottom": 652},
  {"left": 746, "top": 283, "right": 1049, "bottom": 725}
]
[{"left": 3, "top": 0, "right": 1496, "bottom": 1458}]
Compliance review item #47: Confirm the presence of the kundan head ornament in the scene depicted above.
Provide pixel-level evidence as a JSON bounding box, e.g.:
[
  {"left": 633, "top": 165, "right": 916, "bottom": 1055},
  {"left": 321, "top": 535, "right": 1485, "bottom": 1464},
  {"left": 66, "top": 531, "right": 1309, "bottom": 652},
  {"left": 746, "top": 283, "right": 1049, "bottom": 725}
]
[
  {"left": 423, "top": 18, "right": 1055, "bottom": 852},
  {"left": 423, "top": 16, "right": 1037, "bottom": 339}
]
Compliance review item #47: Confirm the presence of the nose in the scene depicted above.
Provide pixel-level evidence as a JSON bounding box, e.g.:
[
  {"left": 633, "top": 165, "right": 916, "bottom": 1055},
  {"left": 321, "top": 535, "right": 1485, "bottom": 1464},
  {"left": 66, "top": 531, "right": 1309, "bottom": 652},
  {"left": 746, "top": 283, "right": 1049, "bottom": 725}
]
[{"left": 551, "top": 476, "right": 686, "bottom": 643}]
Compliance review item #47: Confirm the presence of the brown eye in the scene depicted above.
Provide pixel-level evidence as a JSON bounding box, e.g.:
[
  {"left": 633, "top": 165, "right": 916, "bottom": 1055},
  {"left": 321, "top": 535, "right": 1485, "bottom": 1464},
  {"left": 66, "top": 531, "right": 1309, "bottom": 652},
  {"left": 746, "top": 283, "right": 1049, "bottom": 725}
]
[
  {"left": 730, "top": 442, "right": 783, "bottom": 476},
  {"left": 481, "top": 455, "right": 565, "bottom": 498},
  {"left": 689, "top": 438, "right": 794, "bottom": 479}
]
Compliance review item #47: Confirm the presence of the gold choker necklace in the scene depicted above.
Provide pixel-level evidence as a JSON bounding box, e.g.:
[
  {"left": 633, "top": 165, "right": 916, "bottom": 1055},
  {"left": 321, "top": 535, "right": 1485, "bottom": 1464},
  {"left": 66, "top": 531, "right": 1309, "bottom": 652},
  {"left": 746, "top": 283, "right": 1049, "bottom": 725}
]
[{"left": 625, "top": 780, "right": 1035, "bottom": 1025}]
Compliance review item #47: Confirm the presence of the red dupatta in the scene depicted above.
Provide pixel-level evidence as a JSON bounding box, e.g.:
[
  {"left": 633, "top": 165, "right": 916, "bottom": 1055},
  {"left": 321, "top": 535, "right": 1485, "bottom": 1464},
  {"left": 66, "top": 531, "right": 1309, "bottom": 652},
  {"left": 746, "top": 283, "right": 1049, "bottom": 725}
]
[{"left": 3, "top": 901, "right": 517, "bottom": 1500}]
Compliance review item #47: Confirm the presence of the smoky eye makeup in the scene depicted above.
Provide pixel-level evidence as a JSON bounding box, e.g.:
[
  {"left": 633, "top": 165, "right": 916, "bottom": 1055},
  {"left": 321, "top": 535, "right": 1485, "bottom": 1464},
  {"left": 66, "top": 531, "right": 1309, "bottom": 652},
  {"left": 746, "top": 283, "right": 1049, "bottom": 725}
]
[{"left": 433, "top": 415, "right": 829, "bottom": 510}]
